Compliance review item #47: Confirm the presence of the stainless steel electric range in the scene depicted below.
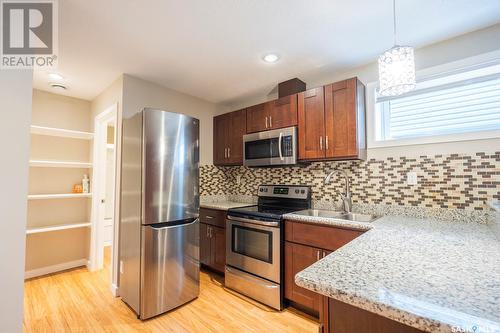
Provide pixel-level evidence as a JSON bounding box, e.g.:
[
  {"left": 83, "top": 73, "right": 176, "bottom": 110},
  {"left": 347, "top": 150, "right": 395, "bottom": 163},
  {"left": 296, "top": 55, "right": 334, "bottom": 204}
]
[{"left": 225, "top": 184, "right": 311, "bottom": 310}]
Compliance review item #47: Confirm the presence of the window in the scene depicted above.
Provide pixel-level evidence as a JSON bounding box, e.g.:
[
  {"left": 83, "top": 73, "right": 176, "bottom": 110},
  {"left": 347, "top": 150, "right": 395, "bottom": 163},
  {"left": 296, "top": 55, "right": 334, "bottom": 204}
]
[{"left": 374, "top": 64, "right": 500, "bottom": 143}]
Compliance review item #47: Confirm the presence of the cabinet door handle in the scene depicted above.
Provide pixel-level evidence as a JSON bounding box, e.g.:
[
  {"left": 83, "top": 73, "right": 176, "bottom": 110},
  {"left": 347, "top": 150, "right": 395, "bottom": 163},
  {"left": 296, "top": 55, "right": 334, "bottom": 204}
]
[
  {"left": 206, "top": 226, "right": 210, "bottom": 237},
  {"left": 228, "top": 148, "right": 231, "bottom": 158},
  {"left": 322, "top": 251, "right": 326, "bottom": 258},
  {"left": 316, "top": 250, "right": 321, "bottom": 261},
  {"left": 325, "top": 136, "right": 329, "bottom": 150},
  {"left": 265, "top": 116, "right": 268, "bottom": 128},
  {"left": 269, "top": 116, "right": 272, "bottom": 128},
  {"left": 205, "top": 215, "right": 214, "bottom": 219},
  {"left": 319, "top": 136, "right": 323, "bottom": 150},
  {"left": 209, "top": 226, "right": 213, "bottom": 238}
]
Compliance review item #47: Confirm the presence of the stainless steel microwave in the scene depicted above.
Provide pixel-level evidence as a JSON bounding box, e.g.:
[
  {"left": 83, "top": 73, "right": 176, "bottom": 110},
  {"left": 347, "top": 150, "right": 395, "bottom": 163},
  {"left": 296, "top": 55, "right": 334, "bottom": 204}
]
[{"left": 243, "top": 126, "right": 297, "bottom": 167}]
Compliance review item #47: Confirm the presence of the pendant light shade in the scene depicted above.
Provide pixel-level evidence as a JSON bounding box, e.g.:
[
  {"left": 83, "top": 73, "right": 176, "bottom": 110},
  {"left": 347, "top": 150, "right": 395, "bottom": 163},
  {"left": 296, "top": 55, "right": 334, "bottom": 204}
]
[
  {"left": 378, "top": 0, "right": 416, "bottom": 96},
  {"left": 378, "top": 45, "right": 416, "bottom": 96}
]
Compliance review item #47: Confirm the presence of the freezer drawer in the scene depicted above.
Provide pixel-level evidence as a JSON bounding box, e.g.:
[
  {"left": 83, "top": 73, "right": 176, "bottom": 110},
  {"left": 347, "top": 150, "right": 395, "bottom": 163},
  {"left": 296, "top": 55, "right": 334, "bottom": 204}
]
[{"left": 140, "top": 219, "right": 200, "bottom": 319}]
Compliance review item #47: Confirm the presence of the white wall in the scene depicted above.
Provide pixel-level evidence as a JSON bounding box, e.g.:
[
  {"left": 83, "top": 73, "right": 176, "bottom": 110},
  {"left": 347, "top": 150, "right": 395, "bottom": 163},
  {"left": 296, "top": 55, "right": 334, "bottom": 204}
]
[
  {"left": 228, "top": 24, "right": 500, "bottom": 110},
  {"left": 225, "top": 24, "right": 500, "bottom": 158},
  {"left": 122, "top": 74, "right": 222, "bottom": 165},
  {"left": 0, "top": 70, "right": 33, "bottom": 332}
]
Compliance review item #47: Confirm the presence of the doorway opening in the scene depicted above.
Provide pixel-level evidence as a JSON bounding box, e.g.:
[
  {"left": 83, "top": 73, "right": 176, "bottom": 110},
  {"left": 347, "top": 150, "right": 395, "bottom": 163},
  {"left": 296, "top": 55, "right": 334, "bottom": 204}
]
[{"left": 90, "top": 104, "right": 118, "bottom": 293}]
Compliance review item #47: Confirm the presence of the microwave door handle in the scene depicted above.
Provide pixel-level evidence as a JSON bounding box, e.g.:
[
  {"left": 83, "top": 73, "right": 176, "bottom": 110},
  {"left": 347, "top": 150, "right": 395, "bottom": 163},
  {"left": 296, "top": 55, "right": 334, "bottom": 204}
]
[{"left": 278, "top": 132, "right": 284, "bottom": 160}]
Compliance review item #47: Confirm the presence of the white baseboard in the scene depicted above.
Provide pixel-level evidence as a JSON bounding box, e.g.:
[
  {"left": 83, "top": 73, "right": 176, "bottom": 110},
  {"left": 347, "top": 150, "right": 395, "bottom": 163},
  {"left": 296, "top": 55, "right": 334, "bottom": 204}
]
[
  {"left": 25, "top": 259, "right": 87, "bottom": 279},
  {"left": 110, "top": 283, "right": 119, "bottom": 297}
]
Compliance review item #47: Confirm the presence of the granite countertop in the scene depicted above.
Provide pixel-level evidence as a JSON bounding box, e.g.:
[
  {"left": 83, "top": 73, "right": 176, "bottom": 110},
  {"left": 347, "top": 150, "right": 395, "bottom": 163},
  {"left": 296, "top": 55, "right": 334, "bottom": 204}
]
[
  {"left": 200, "top": 200, "right": 253, "bottom": 211},
  {"left": 286, "top": 213, "right": 500, "bottom": 333}
]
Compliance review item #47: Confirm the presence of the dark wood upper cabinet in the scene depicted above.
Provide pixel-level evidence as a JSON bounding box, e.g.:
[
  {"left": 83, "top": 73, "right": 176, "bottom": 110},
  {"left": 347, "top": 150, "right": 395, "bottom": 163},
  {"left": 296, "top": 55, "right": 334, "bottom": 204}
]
[
  {"left": 213, "top": 114, "right": 229, "bottom": 166},
  {"left": 227, "top": 109, "right": 246, "bottom": 164},
  {"left": 298, "top": 78, "right": 366, "bottom": 161},
  {"left": 213, "top": 109, "right": 247, "bottom": 166},
  {"left": 324, "top": 78, "right": 366, "bottom": 160},
  {"left": 246, "top": 95, "right": 298, "bottom": 133},
  {"left": 246, "top": 103, "right": 269, "bottom": 133},
  {"left": 268, "top": 94, "right": 298, "bottom": 130},
  {"left": 298, "top": 87, "right": 326, "bottom": 160}
]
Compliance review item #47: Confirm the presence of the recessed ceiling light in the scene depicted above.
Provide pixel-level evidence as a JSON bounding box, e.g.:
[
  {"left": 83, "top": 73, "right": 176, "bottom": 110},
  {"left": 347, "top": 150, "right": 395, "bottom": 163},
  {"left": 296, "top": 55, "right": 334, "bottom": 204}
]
[
  {"left": 48, "top": 73, "right": 64, "bottom": 81},
  {"left": 50, "top": 83, "right": 67, "bottom": 91},
  {"left": 262, "top": 54, "right": 279, "bottom": 63}
]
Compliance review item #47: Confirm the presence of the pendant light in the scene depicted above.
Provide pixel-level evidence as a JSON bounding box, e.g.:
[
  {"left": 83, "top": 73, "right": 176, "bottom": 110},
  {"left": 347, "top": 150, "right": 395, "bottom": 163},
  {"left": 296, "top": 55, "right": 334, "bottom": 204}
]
[{"left": 378, "top": 0, "right": 416, "bottom": 96}]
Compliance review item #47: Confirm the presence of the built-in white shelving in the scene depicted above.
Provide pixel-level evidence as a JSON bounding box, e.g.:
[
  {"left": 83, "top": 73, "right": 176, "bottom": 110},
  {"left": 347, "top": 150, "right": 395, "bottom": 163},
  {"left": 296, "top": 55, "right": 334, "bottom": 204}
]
[
  {"left": 29, "top": 160, "right": 92, "bottom": 168},
  {"left": 30, "top": 125, "right": 93, "bottom": 140},
  {"left": 106, "top": 143, "right": 115, "bottom": 149},
  {"left": 26, "top": 222, "right": 91, "bottom": 234},
  {"left": 28, "top": 193, "right": 92, "bottom": 200}
]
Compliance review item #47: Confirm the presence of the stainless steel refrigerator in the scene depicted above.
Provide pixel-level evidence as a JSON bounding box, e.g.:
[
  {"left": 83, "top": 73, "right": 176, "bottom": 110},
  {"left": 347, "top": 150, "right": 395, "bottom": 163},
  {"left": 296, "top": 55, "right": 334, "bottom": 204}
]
[{"left": 119, "top": 108, "right": 200, "bottom": 319}]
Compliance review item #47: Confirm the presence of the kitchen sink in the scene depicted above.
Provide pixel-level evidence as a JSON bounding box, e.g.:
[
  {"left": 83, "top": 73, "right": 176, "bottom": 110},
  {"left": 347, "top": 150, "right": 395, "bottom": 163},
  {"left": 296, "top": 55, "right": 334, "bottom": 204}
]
[
  {"left": 292, "top": 209, "right": 381, "bottom": 223},
  {"left": 341, "top": 212, "right": 380, "bottom": 222}
]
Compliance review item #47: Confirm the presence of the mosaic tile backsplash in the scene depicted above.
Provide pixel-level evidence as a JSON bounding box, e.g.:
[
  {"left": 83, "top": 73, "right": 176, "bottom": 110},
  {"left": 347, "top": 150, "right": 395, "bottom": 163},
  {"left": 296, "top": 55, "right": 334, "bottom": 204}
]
[{"left": 200, "top": 151, "right": 499, "bottom": 213}]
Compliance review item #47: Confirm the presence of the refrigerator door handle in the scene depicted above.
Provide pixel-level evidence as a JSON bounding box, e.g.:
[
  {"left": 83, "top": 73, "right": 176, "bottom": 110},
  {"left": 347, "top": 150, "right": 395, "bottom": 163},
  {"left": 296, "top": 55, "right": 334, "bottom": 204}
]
[{"left": 149, "top": 218, "right": 198, "bottom": 230}]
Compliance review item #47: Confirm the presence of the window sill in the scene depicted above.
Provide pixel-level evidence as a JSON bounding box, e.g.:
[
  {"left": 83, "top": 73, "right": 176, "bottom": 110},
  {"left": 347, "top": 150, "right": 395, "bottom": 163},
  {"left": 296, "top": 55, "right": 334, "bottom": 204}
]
[{"left": 368, "top": 130, "right": 500, "bottom": 149}]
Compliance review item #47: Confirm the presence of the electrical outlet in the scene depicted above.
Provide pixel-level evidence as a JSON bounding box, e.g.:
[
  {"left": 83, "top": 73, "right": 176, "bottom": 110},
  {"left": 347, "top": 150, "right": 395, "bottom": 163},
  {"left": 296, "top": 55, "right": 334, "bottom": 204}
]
[
  {"left": 407, "top": 172, "right": 418, "bottom": 185},
  {"left": 236, "top": 175, "right": 242, "bottom": 184},
  {"left": 120, "top": 260, "right": 124, "bottom": 274}
]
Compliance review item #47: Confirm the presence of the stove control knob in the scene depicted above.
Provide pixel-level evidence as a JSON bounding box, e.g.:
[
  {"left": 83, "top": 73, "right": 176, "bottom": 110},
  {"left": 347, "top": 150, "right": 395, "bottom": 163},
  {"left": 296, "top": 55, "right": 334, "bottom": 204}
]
[
  {"left": 301, "top": 190, "right": 305, "bottom": 194},
  {"left": 295, "top": 189, "right": 299, "bottom": 194}
]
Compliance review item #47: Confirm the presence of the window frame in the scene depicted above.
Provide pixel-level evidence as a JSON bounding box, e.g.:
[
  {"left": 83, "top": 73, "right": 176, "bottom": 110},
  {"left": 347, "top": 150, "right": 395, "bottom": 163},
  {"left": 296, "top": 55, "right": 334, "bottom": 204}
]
[{"left": 367, "top": 53, "right": 500, "bottom": 149}]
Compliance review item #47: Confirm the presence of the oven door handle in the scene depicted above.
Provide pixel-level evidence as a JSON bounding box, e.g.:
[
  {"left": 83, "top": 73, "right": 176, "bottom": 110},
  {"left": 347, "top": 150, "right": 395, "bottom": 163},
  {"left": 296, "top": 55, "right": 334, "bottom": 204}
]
[
  {"left": 278, "top": 132, "right": 284, "bottom": 160},
  {"left": 225, "top": 266, "right": 280, "bottom": 290},
  {"left": 227, "top": 215, "right": 279, "bottom": 227}
]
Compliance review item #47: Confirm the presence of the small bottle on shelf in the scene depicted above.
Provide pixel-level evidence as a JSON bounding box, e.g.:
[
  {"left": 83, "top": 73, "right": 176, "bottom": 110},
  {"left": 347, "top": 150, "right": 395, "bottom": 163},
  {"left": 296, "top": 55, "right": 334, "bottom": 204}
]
[{"left": 82, "top": 174, "right": 90, "bottom": 193}]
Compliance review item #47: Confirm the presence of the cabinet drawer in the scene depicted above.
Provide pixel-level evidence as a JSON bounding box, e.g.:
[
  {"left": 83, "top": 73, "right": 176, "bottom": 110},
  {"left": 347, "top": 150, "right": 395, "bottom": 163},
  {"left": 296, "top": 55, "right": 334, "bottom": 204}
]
[
  {"left": 199, "top": 208, "right": 227, "bottom": 228},
  {"left": 285, "top": 220, "right": 363, "bottom": 252}
]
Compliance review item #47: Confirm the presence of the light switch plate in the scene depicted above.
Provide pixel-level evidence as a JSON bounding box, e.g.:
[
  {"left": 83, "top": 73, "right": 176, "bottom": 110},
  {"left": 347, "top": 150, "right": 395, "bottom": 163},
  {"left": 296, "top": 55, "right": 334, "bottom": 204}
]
[{"left": 407, "top": 172, "right": 418, "bottom": 185}]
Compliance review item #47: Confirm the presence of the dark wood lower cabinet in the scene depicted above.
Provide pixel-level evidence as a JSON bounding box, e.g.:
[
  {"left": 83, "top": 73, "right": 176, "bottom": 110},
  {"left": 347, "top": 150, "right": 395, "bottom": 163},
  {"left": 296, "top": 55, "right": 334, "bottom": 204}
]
[
  {"left": 199, "top": 208, "right": 227, "bottom": 274},
  {"left": 210, "top": 225, "right": 226, "bottom": 273},
  {"left": 200, "top": 222, "right": 226, "bottom": 274},
  {"left": 200, "top": 223, "right": 211, "bottom": 266},
  {"left": 326, "top": 299, "right": 425, "bottom": 333},
  {"left": 285, "top": 242, "right": 323, "bottom": 315}
]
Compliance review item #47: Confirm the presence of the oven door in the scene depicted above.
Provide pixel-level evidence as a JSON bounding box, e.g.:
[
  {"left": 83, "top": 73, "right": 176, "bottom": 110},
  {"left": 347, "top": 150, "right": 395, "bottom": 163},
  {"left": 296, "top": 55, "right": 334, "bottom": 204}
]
[
  {"left": 226, "top": 217, "right": 280, "bottom": 283},
  {"left": 243, "top": 126, "right": 297, "bottom": 167}
]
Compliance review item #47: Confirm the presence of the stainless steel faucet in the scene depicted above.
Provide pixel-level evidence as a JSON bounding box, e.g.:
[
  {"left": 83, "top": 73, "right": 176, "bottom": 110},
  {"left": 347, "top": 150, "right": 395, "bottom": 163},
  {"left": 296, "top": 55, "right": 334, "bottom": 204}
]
[{"left": 324, "top": 169, "right": 352, "bottom": 213}]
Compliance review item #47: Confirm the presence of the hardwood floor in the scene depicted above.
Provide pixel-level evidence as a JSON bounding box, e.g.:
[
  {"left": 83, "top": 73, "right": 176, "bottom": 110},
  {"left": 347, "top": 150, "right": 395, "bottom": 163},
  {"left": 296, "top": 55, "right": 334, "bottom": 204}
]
[{"left": 24, "top": 247, "right": 318, "bottom": 332}]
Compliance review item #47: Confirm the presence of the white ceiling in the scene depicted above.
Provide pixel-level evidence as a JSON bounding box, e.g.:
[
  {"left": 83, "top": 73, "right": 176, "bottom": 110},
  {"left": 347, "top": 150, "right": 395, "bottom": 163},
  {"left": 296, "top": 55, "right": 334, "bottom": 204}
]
[{"left": 33, "top": 0, "right": 500, "bottom": 105}]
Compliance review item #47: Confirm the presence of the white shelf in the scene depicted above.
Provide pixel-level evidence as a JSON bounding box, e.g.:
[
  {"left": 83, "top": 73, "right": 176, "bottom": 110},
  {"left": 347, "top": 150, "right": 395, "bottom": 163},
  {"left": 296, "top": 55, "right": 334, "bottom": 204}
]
[
  {"left": 29, "top": 160, "right": 92, "bottom": 168},
  {"left": 28, "top": 193, "right": 92, "bottom": 200},
  {"left": 30, "top": 125, "right": 93, "bottom": 140},
  {"left": 26, "top": 222, "right": 91, "bottom": 234},
  {"left": 106, "top": 144, "right": 115, "bottom": 149}
]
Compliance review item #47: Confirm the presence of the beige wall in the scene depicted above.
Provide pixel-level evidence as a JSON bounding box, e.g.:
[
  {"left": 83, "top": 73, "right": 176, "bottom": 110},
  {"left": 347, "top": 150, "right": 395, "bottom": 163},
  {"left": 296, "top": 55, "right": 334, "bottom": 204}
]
[
  {"left": 32, "top": 89, "right": 91, "bottom": 131},
  {"left": 122, "top": 74, "right": 222, "bottom": 165},
  {"left": 0, "top": 69, "right": 33, "bottom": 333}
]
